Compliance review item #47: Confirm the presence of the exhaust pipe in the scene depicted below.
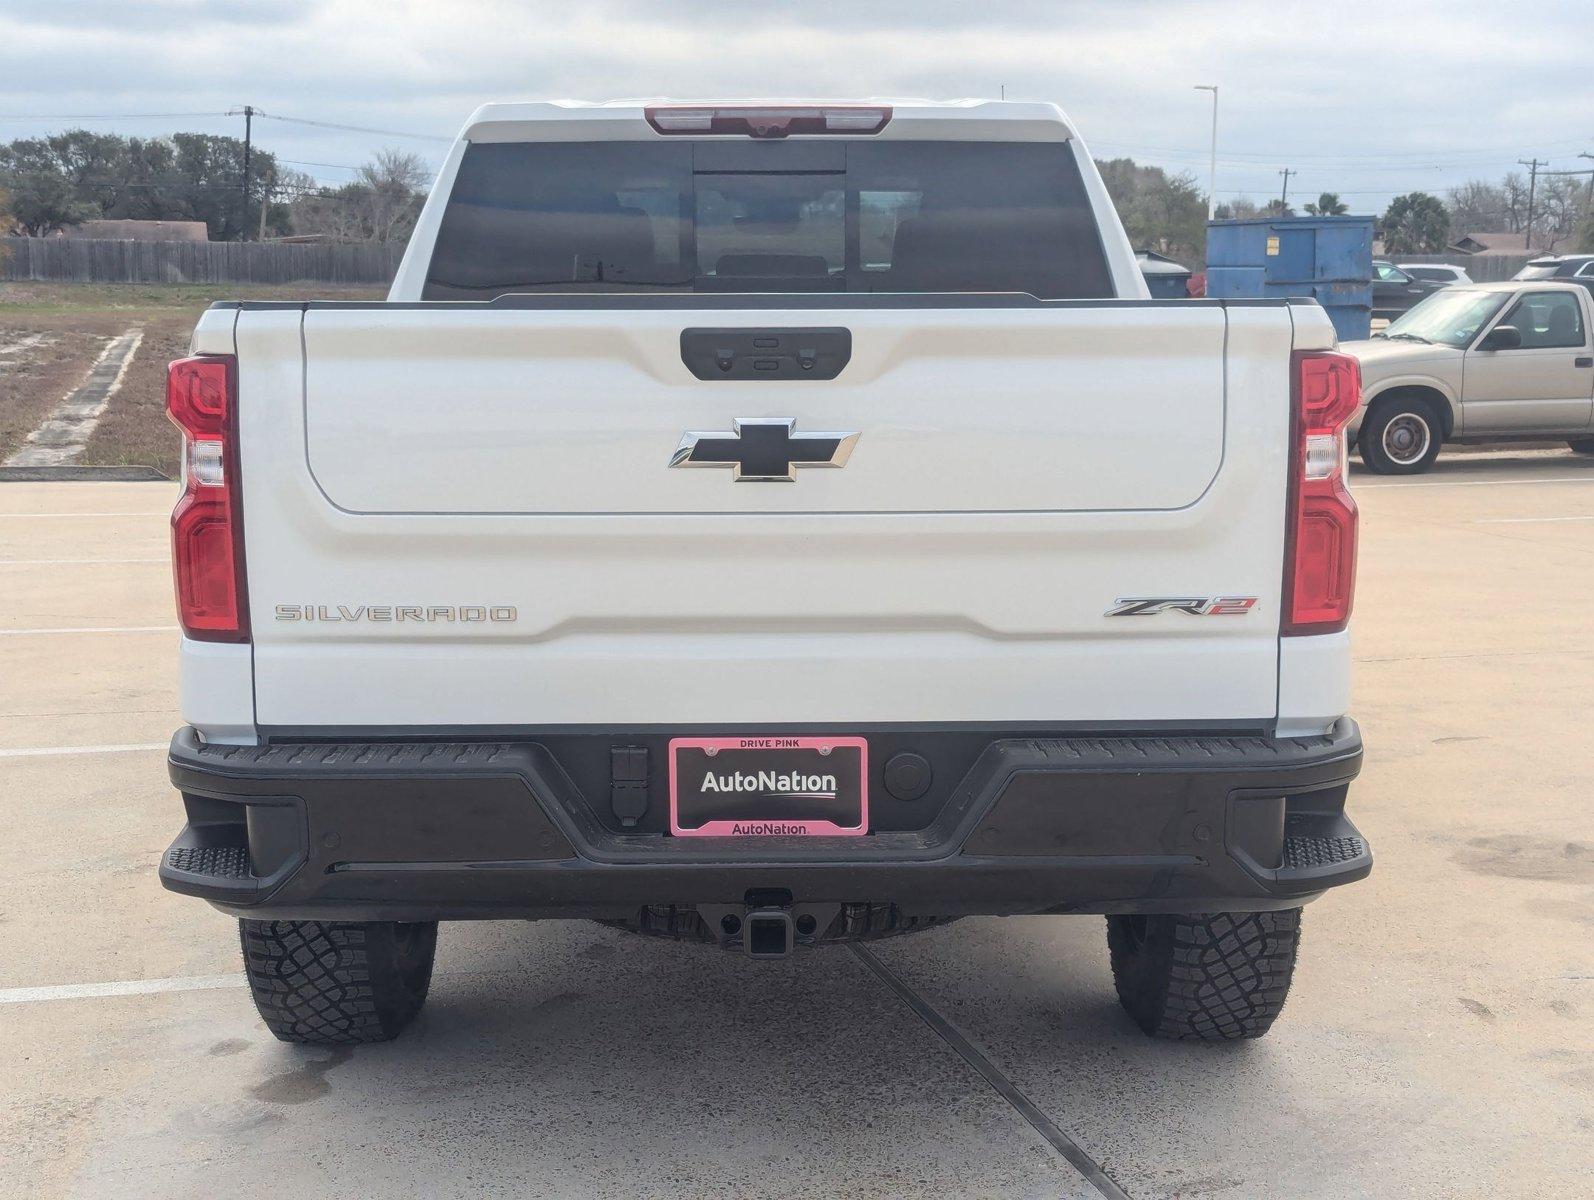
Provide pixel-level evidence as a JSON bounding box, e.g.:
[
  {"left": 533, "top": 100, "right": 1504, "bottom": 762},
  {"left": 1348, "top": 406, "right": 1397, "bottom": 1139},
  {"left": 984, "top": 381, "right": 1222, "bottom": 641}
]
[{"left": 743, "top": 909, "right": 795, "bottom": 959}]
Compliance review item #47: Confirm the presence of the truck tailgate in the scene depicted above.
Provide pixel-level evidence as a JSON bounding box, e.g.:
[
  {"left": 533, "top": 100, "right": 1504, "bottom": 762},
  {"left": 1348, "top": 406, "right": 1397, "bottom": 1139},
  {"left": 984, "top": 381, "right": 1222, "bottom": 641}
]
[
  {"left": 302, "top": 306, "right": 1224, "bottom": 514},
  {"left": 234, "top": 301, "right": 1294, "bottom": 728}
]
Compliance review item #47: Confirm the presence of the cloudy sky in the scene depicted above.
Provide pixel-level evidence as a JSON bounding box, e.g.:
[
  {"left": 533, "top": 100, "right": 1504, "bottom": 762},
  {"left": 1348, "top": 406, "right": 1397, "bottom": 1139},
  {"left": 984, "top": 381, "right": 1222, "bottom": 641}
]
[{"left": 2, "top": 0, "right": 1590, "bottom": 211}]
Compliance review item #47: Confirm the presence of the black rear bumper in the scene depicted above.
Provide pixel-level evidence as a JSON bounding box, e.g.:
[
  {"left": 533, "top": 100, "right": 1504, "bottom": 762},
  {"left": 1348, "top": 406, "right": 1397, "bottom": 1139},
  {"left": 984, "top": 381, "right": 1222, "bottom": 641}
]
[{"left": 160, "top": 721, "right": 1369, "bottom": 922}]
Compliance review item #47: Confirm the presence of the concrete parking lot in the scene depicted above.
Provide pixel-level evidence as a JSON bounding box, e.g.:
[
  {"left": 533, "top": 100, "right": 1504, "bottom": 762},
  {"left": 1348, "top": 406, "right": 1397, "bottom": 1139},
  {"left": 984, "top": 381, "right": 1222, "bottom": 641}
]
[{"left": 2, "top": 452, "right": 1591, "bottom": 1199}]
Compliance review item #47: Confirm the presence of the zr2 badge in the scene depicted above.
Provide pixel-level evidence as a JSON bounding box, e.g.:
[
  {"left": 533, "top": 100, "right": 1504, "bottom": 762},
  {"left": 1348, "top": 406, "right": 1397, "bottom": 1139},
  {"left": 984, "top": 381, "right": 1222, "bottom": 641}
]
[{"left": 1106, "top": 596, "right": 1259, "bottom": 617}]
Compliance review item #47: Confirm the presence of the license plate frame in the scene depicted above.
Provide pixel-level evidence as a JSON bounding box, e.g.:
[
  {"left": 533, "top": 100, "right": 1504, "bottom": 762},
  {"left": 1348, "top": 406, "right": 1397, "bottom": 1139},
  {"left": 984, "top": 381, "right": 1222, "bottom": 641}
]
[{"left": 668, "top": 736, "right": 868, "bottom": 837}]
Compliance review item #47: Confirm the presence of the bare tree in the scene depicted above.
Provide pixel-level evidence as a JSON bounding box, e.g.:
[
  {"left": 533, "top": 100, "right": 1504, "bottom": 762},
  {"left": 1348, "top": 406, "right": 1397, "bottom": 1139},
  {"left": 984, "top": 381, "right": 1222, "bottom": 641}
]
[
  {"left": 356, "top": 149, "right": 430, "bottom": 244},
  {"left": 1214, "top": 197, "right": 1260, "bottom": 220},
  {"left": 1501, "top": 174, "right": 1530, "bottom": 232},
  {"left": 287, "top": 149, "right": 429, "bottom": 243},
  {"left": 1446, "top": 180, "right": 1511, "bottom": 233},
  {"left": 1532, "top": 176, "right": 1587, "bottom": 251}
]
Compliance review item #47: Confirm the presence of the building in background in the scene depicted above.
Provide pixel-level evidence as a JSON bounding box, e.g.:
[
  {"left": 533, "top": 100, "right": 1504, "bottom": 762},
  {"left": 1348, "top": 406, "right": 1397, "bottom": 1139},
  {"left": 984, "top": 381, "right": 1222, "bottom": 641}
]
[{"left": 60, "top": 219, "right": 209, "bottom": 242}]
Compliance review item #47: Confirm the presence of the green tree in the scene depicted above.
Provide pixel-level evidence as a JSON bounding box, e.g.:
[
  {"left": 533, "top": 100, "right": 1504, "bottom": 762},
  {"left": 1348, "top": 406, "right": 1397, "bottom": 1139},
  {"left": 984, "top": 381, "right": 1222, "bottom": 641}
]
[
  {"left": 0, "top": 137, "right": 93, "bottom": 234},
  {"left": 1304, "top": 192, "right": 1348, "bottom": 216},
  {"left": 1260, "top": 198, "right": 1296, "bottom": 218},
  {"left": 1094, "top": 157, "right": 1208, "bottom": 264},
  {"left": 0, "top": 129, "right": 282, "bottom": 240},
  {"left": 1382, "top": 192, "right": 1450, "bottom": 254},
  {"left": 167, "top": 133, "right": 280, "bottom": 240}
]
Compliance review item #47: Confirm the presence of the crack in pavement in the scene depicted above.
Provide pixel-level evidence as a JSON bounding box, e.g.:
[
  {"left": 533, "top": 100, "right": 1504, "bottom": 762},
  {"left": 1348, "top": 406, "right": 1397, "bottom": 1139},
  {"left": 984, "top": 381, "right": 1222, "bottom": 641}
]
[{"left": 850, "top": 942, "right": 1130, "bottom": 1199}]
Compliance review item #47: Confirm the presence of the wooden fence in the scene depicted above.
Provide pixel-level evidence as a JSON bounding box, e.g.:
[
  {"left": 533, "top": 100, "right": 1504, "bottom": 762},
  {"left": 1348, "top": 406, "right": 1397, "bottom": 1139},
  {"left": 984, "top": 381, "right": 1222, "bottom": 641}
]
[
  {"left": 0, "top": 237, "right": 406, "bottom": 285},
  {"left": 1394, "top": 253, "right": 1533, "bottom": 282}
]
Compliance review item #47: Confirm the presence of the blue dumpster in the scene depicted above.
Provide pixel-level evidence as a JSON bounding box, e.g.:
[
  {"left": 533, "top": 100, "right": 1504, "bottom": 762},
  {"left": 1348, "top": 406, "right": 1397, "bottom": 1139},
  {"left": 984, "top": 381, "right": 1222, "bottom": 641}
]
[
  {"left": 1136, "top": 251, "right": 1192, "bottom": 299},
  {"left": 1205, "top": 215, "right": 1373, "bottom": 341}
]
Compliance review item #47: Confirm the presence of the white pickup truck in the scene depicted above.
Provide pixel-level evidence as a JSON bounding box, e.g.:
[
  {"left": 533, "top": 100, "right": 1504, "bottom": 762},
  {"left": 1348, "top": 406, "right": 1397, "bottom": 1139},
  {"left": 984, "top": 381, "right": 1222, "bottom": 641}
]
[{"left": 158, "top": 99, "right": 1369, "bottom": 1046}]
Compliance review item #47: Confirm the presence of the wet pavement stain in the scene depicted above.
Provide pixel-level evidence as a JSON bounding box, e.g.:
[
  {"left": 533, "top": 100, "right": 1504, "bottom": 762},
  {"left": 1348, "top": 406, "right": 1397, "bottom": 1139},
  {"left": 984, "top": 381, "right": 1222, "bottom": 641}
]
[
  {"left": 249, "top": 1046, "right": 353, "bottom": 1105},
  {"left": 1451, "top": 835, "right": 1594, "bottom": 885}
]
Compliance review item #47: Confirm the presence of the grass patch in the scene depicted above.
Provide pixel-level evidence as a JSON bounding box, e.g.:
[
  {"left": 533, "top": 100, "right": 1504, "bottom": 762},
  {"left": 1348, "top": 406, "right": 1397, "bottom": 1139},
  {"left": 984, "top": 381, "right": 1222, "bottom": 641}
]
[{"left": 1, "top": 281, "right": 385, "bottom": 474}]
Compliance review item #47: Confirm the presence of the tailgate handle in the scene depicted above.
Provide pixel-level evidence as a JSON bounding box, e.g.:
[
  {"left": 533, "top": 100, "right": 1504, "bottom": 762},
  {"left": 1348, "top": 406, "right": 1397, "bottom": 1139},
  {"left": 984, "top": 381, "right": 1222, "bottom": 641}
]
[{"left": 681, "top": 327, "right": 851, "bottom": 381}]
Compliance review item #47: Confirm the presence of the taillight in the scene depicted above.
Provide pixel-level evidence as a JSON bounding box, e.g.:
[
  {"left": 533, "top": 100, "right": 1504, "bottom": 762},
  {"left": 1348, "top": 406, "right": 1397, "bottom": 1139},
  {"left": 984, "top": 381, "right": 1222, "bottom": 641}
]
[
  {"left": 644, "top": 106, "right": 891, "bottom": 137},
  {"left": 167, "top": 355, "right": 248, "bottom": 641},
  {"left": 1283, "top": 351, "right": 1360, "bottom": 636}
]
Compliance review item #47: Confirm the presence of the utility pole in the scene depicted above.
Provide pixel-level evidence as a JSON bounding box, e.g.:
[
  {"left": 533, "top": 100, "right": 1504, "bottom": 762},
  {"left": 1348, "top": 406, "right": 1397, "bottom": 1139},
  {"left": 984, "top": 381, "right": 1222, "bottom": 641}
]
[
  {"left": 1581, "top": 153, "right": 1594, "bottom": 209},
  {"left": 240, "top": 104, "right": 254, "bottom": 242},
  {"left": 1518, "top": 157, "right": 1545, "bottom": 249},
  {"left": 1278, "top": 167, "right": 1294, "bottom": 210},
  {"left": 1195, "top": 85, "right": 1218, "bottom": 221}
]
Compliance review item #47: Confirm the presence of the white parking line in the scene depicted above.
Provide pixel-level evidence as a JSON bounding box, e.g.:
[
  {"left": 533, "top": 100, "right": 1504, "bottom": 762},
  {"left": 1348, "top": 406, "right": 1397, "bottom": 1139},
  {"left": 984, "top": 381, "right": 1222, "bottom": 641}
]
[
  {"left": 1474, "top": 514, "right": 1594, "bottom": 524},
  {"left": 1356, "top": 476, "right": 1594, "bottom": 489},
  {"left": 0, "top": 625, "right": 177, "bottom": 636},
  {"left": 0, "top": 743, "right": 167, "bottom": 759},
  {"left": 0, "top": 558, "right": 167, "bottom": 565},
  {"left": 0, "top": 974, "right": 245, "bottom": 1005}
]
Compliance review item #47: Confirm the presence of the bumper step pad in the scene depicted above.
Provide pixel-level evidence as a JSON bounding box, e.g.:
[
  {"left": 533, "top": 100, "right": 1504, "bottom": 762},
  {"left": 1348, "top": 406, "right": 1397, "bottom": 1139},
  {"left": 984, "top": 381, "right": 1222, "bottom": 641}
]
[
  {"left": 1283, "top": 834, "right": 1368, "bottom": 871},
  {"left": 164, "top": 843, "right": 252, "bottom": 880}
]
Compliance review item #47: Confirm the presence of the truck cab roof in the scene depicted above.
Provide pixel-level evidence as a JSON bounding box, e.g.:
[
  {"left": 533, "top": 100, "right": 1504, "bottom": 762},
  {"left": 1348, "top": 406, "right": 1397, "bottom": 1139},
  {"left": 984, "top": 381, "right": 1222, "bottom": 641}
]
[{"left": 459, "top": 98, "right": 1080, "bottom": 143}]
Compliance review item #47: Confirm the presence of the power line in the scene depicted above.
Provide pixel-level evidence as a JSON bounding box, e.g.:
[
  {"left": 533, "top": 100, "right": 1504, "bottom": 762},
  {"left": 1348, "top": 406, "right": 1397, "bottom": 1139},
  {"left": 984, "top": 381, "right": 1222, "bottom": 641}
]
[
  {"left": 242, "top": 110, "right": 450, "bottom": 142},
  {"left": 0, "top": 111, "right": 231, "bottom": 121},
  {"left": 1090, "top": 135, "right": 1594, "bottom": 164}
]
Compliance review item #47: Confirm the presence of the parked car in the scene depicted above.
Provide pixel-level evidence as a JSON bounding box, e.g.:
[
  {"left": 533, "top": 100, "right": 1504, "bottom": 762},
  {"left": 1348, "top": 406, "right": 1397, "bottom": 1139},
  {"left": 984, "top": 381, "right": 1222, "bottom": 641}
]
[
  {"left": 158, "top": 99, "right": 1370, "bottom": 1048},
  {"left": 1398, "top": 263, "right": 1473, "bottom": 286},
  {"left": 1342, "top": 280, "right": 1594, "bottom": 472},
  {"left": 1372, "top": 260, "right": 1443, "bottom": 318},
  {"left": 1513, "top": 254, "right": 1594, "bottom": 295}
]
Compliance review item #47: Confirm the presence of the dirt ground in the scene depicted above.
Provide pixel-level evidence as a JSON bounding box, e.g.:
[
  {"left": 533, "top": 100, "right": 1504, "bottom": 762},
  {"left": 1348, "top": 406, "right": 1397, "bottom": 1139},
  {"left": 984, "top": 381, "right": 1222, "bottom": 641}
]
[{"left": 0, "top": 283, "right": 383, "bottom": 473}]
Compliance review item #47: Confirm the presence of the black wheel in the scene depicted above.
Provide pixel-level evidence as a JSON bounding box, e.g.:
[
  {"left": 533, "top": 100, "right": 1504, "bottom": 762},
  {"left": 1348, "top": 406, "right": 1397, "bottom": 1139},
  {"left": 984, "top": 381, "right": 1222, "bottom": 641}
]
[
  {"left": 239, "top": 919, "right": 437, "bottom": 1045},
  {"left": 1106, "top": 909, "right": 1302, "bottom": 1041},
  {"left": 1359, "top": 397, "right": 1443, "bottom": 474},
  {"left": 1569, "top": 438, "right": 1594, "bottom": 455}
]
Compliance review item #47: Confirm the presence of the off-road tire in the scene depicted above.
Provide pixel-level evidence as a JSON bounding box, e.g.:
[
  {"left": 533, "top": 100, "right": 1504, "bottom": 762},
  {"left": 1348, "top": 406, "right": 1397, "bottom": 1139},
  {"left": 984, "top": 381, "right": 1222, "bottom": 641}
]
[
  {"left": 1359, "top": 397, "right": 1443, "bottom": 474},
  {"left": 239, "top": 919, "right": 438, "bottom": 1045},
  {"left": 1568, "top": 438, "right": 1594, "bottom": 455},
  {"left": 1106, "top": 909, "right": 1301, "bottom": 1041}
]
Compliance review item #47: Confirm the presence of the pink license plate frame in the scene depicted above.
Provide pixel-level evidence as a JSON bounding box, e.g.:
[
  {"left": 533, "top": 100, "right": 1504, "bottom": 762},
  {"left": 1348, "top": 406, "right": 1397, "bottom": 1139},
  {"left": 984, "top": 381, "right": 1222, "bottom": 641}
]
[{"left": 668, "top": 736, "right": 869, "bottom": 837}]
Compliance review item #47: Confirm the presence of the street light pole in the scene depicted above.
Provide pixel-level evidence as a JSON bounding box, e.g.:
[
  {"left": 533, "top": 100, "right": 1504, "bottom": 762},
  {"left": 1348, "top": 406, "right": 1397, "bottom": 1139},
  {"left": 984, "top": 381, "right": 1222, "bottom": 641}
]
[{"left": 1195, "top": 85, "right": 1218, "bottom": 221}]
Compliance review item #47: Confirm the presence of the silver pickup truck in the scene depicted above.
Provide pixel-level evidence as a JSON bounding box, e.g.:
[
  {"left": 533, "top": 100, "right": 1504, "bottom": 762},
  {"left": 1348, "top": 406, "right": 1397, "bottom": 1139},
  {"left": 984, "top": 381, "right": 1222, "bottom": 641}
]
[{"left": 1344, "top": 281, "right": 1594, "bottom": 473}]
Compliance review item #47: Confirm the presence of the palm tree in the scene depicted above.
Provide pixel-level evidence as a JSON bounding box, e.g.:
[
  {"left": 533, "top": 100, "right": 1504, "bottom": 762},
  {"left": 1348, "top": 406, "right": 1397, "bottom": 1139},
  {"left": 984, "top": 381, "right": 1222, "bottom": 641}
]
[{"left": 1304, "top": 192, "right": 1349, "bottom": 216}]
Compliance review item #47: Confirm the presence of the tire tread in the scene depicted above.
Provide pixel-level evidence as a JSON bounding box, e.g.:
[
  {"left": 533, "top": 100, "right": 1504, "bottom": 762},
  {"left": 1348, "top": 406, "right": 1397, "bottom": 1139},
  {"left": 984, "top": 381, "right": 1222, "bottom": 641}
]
[
  {"left": 238, "top": 919, "right": 435, "bottom": 1045},
  {"left": 1107, "top": 909, "right": 1301, "bottom": 1041}
]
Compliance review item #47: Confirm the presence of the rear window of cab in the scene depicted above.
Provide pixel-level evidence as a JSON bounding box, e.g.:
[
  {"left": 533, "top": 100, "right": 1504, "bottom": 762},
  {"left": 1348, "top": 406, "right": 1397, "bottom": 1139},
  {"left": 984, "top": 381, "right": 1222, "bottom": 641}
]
[{"left": 423, "top": 140, "right": 1113, "bottom": 300}]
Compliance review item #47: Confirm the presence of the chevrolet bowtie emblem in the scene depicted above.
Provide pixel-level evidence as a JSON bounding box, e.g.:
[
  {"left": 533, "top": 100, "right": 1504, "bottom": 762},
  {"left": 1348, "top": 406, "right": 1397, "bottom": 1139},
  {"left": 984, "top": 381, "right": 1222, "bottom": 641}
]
[{"left": 669, "top": 418, "right": 859, "bottom": 482}]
